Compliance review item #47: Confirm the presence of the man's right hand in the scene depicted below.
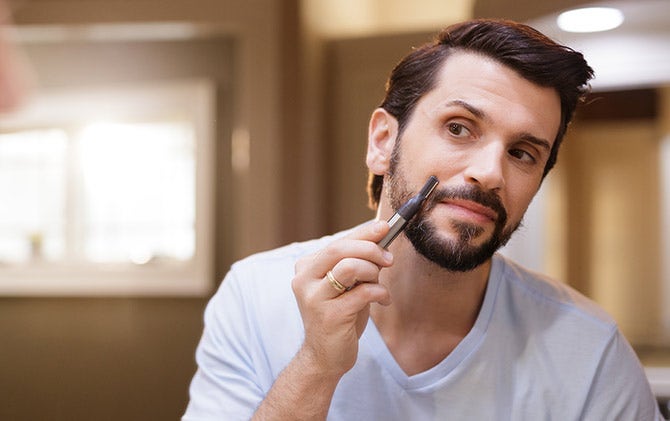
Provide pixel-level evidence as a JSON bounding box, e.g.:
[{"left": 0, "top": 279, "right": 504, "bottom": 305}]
[{"left": 291, "top": 220, "right": 395, "bottom": 378}]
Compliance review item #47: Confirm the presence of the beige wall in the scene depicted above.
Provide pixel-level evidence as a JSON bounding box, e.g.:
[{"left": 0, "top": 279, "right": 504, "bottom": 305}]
[
  {"left": 323, "top": 32, "right": 434, "bottom": 231},
  {"left": 2, "top": 1, "right": 287, "bottom": 420},
  {"left": 560, "top": 119, "right": 664, "bottom": 345},
  {"left": 0, "top": 297, "right": 206, "bottom": 420}
]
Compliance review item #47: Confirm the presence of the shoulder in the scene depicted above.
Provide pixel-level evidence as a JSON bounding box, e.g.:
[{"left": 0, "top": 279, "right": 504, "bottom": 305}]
[
  {"left": 200, "top": 227, "right": 356, "bottom": 363},
  {"left": 229, "top": 227, "right": 353, "bottom": 282},
  {"left": 492, "top": 253, "right": 616, "bottom": 334},
  {"left": 490, "top": 254, "right": 660, "bottom": 417},
  {"left": 215, "top": 227, "right": 356, "bottom": 307}
]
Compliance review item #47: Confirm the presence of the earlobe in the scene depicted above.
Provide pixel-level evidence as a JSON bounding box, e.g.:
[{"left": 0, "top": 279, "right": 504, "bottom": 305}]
[{"left": 366, "top": 108, "right": 397, "bottom": 175}]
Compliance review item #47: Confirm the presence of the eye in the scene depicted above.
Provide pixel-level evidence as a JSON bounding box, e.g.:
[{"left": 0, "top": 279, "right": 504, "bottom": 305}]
[
  {"left": 509, "top": 148, "right": 537, "bottom": 164},
  {"left": 447, "top": 122, "right": 471, "bottom": 138}
]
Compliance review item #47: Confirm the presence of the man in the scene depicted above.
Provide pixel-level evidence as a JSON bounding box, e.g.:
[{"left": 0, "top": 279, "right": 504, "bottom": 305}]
[{"left": 184, "top": 19, "right": 662, "bottom": 420}]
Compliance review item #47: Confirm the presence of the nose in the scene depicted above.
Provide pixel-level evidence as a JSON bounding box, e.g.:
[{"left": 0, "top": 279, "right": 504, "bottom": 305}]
[{"left": 463, "top": 142, "right": 506, "bottom": 191}]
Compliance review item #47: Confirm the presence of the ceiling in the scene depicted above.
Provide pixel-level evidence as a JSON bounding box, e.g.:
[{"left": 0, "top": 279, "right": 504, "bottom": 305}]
[
  {"left": 305, "top": 0, "right": 670, "bottom": 91},
  {"left": 523, "top": 0, "right": 670, "bottom": 91},
  {"left": 7, "top": 0, "right": 670, "bottom": 91}
]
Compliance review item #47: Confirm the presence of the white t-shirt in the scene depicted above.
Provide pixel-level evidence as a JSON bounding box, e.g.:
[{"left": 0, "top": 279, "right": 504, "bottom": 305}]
[{"left": 183, "top": 230, "right": 662, "bottom": 420}]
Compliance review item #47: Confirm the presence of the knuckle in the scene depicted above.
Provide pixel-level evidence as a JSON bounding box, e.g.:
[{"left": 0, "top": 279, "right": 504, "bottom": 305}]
[
  {"left": 295, "top": 254, "right": 312, "bottom": 272},
  {"left": 323, "top": 241, "right": 346, "bottom": 259},
  {"left": 290, "top": 276, "right": 302, "bottom": 295},
  {"left": 335, "top": 258, "right": 356, "bottom": 279},
  {"left": 291, "top": 271, "right": 312, "bottom": 294},
  {"left": 357, "top": 283, "right": 385, "bottom": 301}
]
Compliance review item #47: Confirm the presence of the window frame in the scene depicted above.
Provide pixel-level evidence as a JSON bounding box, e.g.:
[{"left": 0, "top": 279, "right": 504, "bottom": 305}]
[{"left": 0, "top": 80, "right": 216, "bottom": 296}]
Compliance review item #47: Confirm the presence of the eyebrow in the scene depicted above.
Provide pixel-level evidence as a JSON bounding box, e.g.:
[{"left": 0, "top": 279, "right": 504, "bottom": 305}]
[
  {"left": 445, "top": 99, "right": 553, "bottom": 152},
  {"left": 519, "top": 133, "right": 552, "bottom": 152},
  {"left": 446, "top": 99, "right": 486, "bottom": 120}
]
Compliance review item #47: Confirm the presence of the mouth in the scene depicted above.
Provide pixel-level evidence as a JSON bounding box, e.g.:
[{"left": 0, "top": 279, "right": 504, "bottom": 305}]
[{"left": 441, "top": 198, "right": 498, "bottom": 223}]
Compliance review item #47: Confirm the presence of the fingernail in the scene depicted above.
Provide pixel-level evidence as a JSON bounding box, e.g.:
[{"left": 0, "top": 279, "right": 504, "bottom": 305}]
[{"left": 383, "top": 250, "right": 393, "bottom": 264}]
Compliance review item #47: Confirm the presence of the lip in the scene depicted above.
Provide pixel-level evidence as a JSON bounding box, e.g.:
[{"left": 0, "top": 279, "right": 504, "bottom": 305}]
[{"left": 441, "top": 199, "right": 498, "bottom": 223}]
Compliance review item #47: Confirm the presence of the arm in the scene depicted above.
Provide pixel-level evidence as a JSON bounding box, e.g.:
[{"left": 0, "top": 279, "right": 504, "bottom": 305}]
[
  {"left": 183, "top": 269, "right": 268, "bottom": 420},
  {"left": 252, "top": 220, "right": 393, "bottom": 420},
  {"left": 250, "top": 347, "right": 340, "bottom": 420}
]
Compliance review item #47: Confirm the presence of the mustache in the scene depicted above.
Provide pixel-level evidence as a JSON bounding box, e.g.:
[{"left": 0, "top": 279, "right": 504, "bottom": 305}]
[{"left": 424, "top": 185, "right": 507, "bottom": 224}]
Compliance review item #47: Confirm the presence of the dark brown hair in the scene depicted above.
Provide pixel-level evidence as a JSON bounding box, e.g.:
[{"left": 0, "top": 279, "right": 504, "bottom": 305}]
[{"left": 367, "top": 19, "right": 594, "bottom": 209}]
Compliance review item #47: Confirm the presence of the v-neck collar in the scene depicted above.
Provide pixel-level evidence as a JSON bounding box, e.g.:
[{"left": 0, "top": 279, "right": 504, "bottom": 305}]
[{"left": 360, "top": 255, "right": 503, "bottom": 391}]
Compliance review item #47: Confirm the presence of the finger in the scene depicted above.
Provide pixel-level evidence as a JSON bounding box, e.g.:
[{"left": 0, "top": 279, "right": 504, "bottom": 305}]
[
  {"left": 319, "top": 259, "right": 382, "bottom": 299},
  {"left": 299, "top": 220, "right": 393, "bottom": 277},
  {"left": 330, "top": 258, "right": 383, "bottom": 289},
  {"left": 339, "top": 281, "right": 392, "bottom": 308},
  {"left": 324, "top": 270, "right": 348, "bottom": 295},
  {"left": 340, "top": 219, "right": 390, "bottom": 242}
]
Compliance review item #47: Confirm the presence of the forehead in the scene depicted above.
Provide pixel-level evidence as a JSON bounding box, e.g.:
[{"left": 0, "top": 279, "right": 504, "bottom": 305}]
[{"left": 418, "top": 51, "right": 562, "bottom": 143}]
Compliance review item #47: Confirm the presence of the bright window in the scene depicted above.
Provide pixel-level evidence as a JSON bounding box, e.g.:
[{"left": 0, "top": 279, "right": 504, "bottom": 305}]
[
  {"left": 0, "top": 81, "right": 215, "bottom": 296},
  {"left": 0, "top": 129, "right": 68, "bottom": 262},
  {"left": 78, "top": 122, "right": 196, "bottom": 264}
]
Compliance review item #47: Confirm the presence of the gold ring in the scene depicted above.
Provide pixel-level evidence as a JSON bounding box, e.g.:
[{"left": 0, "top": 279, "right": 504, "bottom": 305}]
[{"left": 326, "top": 270, "right": 346, "bottom": 293}]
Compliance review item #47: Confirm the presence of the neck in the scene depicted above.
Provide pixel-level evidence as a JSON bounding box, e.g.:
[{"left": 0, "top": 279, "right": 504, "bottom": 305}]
[
  {"left": 373, "top": 236, "right": 490, "bottom": 326},
  {"left": 370, "top": 234, "right": 492, "bottom": 375}
]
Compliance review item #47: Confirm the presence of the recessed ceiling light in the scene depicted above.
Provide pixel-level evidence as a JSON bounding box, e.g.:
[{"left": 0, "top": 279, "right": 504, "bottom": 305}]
[{"left": 557, "top": 7, "right": 624, "bottom": 33}]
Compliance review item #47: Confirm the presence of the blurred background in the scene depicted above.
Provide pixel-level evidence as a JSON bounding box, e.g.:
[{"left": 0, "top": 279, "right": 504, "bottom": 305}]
[{"left": 0, "top": 0, "right": 668, "bottom": 419}]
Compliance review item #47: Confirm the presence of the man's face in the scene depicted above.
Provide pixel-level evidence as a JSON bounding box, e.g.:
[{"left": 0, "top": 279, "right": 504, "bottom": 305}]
[
  {"left": 387, "top": 163, "right": 517, "bottom": 272},
  {"left": 377, "top": 51, "right": 561, "bottom": 271}
]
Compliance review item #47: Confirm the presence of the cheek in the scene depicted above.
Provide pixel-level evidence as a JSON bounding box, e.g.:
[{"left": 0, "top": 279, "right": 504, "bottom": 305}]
[
  {"left": 413, "top": 147, "right": 469, "bottom": 179},
  {"left": 504, "top": 182, "right": 541, "bottom": 224},
  {"left": 398, "top": 127, "right": 462, "bottom": 169}
]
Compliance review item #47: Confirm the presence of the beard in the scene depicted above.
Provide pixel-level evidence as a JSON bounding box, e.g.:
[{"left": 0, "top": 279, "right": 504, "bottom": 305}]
[{"left": 386, "top": 150, "right": 520, "bottom": 272}]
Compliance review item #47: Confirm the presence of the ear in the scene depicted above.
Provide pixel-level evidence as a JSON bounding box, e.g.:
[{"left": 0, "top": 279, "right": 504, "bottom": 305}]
[{"left": 366, "top": 108, "right": 398, "bottom": 175}]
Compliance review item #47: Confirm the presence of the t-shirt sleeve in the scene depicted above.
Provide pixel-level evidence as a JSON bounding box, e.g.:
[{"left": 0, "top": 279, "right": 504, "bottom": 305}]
[
  {"left": 182, "top": 268, "right": 264, "bottom": 420},
  {"left": 580, "top": 328, "right": 663, "bottom": 420}
]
